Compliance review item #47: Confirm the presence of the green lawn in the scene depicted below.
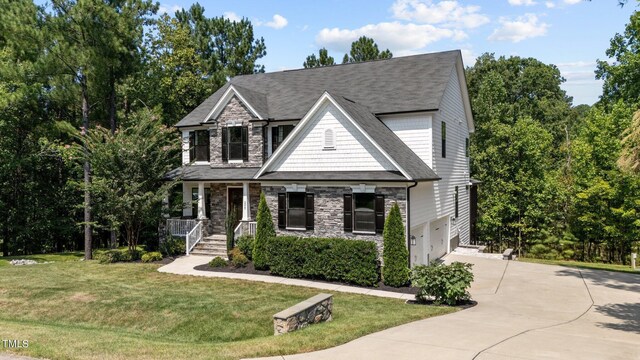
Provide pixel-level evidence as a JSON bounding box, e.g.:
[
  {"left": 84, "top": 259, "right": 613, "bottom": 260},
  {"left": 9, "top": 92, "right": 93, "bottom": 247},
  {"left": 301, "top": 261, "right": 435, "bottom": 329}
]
[
  {"left": 0, "top": 254, "right": 455, "bottom": 360},
  {"left": 519, "top": 257, "right": 640, "bottom": 274}
]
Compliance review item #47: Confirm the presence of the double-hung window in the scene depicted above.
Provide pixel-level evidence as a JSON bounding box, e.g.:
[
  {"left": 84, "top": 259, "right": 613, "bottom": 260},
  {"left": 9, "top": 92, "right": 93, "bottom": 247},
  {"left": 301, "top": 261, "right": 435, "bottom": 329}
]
[
  {"left": 271, "top": 125, "right": 294, "bottom": 153},
  {"left": 344, "top": 193, "right": 385, "bottom": 234},
  {"left": 222, "top": 126, "right": 248, "bottom": 162},
  {"left": 277, "top": 192, "right": 314, "bottom": 230},
  {"left": 189, "top": 130, "right": 210, "bottom": 162}
]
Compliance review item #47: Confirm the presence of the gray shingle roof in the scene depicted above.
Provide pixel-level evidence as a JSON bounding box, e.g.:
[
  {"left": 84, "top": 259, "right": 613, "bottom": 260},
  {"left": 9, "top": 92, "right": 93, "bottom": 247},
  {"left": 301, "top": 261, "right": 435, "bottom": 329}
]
[
  {"left": 175, "top": 50, "right": 460, "bottom": 127},
  {"left": 165, "top": 166, "right": 260, "bottom": 181},
  {"left": 330, "top": 94, "right": 439, "bottom": 181}
]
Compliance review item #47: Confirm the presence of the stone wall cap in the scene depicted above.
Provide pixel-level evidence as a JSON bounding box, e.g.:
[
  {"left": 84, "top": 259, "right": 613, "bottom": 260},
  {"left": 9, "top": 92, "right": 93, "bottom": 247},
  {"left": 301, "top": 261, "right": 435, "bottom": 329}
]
[{"left": 273, "top": 293, "right": 333, "bottom": 320}]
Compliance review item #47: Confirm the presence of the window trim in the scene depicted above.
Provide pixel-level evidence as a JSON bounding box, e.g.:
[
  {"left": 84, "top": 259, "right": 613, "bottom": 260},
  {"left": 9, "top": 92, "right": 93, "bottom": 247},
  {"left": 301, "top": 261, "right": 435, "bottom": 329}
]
[
  {"left": 271, "top": 124, "right": 294, "bottom": 154},
  {"left": 189, "top": 130, "right": 210, "bottom": 163},
  {"left": 281, "top": 191, "right": 314, "bottom": 231},
  {"left": 353, "top": 193, "right": 377, "bottom": 234},
  {"left": 222, "top": 125, "right": 248, "bottom": 162},
  {"left": 286, "top": 192, "right": 306, "bottom": 230}
]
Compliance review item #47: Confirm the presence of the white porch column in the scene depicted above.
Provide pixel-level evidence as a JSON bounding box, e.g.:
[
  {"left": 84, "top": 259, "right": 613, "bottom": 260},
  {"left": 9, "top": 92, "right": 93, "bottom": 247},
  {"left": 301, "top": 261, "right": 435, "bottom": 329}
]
[
  {"left": 242, "top": 182, "right": 250, "bottom": 221},
  {"left": 197, "top": 182, "right": 206, "bottom": 220}
]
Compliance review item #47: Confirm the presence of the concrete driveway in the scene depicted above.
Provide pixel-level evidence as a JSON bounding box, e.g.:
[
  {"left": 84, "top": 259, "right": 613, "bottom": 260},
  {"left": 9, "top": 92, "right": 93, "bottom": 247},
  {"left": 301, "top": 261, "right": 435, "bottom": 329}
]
[{"left": 267, "top": 254, "right": 640, "bottom": 360}]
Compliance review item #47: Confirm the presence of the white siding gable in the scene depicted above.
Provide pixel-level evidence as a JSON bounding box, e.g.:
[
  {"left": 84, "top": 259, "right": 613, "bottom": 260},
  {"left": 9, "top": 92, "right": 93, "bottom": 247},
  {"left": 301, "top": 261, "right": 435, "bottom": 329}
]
[
  {"left": 431, "top": 66, "right": 471, "bottom": 245},
  {"left": 381, "top": 114, "right": 433, "bottom": 168},
  {"left": 270, "top": 102, "right": 397, "bottom": 172}
]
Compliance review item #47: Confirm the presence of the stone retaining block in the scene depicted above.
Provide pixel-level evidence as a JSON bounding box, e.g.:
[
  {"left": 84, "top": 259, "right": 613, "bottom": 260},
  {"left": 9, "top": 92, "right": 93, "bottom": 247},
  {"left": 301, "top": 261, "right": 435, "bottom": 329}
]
[{"left": 273, "top": 293, "right": 333, "bottom": 335}]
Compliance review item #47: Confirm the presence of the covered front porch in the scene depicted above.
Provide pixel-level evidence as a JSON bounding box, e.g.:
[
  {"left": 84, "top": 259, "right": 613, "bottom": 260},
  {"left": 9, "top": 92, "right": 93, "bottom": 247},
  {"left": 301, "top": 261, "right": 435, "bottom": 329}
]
[{"left": 169, "top": 181, "right": 261, "bottom": 236}]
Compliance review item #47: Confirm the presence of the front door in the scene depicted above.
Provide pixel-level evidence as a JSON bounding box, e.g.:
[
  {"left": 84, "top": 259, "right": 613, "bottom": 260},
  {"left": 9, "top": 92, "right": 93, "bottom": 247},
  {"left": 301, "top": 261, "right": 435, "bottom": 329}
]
[{"left": 227, "top": 187, "right": 243, "bottom": 227}]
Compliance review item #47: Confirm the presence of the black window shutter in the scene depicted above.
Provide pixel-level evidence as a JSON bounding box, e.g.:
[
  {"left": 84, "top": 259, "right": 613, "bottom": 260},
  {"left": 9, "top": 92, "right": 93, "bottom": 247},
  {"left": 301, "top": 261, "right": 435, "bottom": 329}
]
[
  {"left": 189, "top": 132, "right": 195, "bottom": 162},
  {"left": 221, "top": 127, "right": 228, "bottom": 162},
  {"left": 375, "top": 195, "right": 385, "bottom": 234},
  {"left": 262, "top": 125, "right": 268, "bottom": 161},
  {"left": 344, "top": 194, "right": 353, "bottom": 232},
  {"left": 277, "top": 193, "right": 286, "bottom": 229},
  {"left": 242, "top": 126, "right": 249, "bottom": 162},
  {"left": 305, "top": 193, "right": 314, "bottom": 230}
]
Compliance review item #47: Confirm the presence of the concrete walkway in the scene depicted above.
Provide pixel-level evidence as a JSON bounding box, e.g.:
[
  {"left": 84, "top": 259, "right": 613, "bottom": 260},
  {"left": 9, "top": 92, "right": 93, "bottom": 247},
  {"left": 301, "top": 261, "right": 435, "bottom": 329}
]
[
  {"left": 254, "top": 254, "right": 640, "bottom": 360},
  {"left": 158, "top": 255, "right": 414, "bottom": 299}
]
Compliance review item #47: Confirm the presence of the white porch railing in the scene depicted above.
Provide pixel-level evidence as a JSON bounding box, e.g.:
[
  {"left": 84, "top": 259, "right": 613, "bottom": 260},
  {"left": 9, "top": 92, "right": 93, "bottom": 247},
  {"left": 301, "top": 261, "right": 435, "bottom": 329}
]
[
  {"left": 166, "top": 218, "right": 197, "bottom": 237},
  {"left": 234, "top": 221, "right": 257, "bottom": 238},
  {"left": 186, "top": 221, "right": 203, "bottom": 255}
]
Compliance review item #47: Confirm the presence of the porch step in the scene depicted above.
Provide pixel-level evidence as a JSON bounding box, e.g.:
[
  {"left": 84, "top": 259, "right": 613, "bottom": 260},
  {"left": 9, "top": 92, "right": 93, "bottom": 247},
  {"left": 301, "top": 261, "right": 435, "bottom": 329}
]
[{"left": 190, "top": 234, "right": 228, "bottom": 258}]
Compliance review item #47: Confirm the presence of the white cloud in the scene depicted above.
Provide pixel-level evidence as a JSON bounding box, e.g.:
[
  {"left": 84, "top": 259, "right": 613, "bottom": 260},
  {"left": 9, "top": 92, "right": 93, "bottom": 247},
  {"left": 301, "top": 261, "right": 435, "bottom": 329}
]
[
  {"left": 158, "top": 4, "right": 182, "bottom": 14},
  {"left": 257, "top": 14, "right": 288, "bottom": 29},
  {"left": 223, "top": 11, "right": 241, "bottom": 22},
  {"left": 460, "top": 47, "right": 477, "bottom": 66},
  {"left": 390, "top": 0, "right": 490, "bottom": 29},
  {"left": 563, "top": 0, "right": 582, "bottom": 4},
  {"left": 316, "top": 22, "right": 466, "bottom": 53},
  {"left": 488, "top": 14, "right": 549, "bottom": 42},
  {"left": 301, "top": 24, "right": 309, "bottom": 31},
  {"left": 545, "top": 1, "right": 556, "bottom": 8},
  {"left": 508, "top": 0, "right": 537, "bottom": 6}
]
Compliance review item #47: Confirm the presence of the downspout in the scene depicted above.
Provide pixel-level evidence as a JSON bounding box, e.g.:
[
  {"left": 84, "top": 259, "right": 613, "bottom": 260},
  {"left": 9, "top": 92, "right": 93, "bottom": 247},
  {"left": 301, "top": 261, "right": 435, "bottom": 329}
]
[{"left": 406, "top": 181, "right": 418, "bottom": 268}]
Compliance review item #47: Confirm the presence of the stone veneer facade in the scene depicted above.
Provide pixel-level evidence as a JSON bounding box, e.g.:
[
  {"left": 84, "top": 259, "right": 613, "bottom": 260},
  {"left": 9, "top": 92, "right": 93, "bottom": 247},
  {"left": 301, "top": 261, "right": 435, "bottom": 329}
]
[
  {"left": 209, "top": 95, "right": 264, "bottom": 167},
  {"left": 207, "top": 183, "right": 261, "bottom": 235},
  {"left": 261, "top": 185, "right": 407, "bottom": 253}
]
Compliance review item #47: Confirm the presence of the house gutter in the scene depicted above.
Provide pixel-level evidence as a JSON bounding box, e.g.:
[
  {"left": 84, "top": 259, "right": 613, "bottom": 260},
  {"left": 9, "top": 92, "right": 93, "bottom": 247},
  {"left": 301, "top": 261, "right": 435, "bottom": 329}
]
[{"left": 406, "top": 181, "right": 418, "bottom": 268}]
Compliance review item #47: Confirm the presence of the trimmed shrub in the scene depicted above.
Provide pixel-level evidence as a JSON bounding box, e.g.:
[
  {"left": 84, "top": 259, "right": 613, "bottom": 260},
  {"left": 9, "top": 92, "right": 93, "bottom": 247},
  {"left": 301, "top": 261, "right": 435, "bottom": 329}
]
[
  {"left": 236, "top": 235, "right": 254, "bottom": 260},
  {"left": 228, "top": 247, "right": 243, "bottom": 260},
  {"left": 267, "top": 236, "right": 379, "bottom": 286},
  {"left": 225, "top": 209, "right": 238, "bottom": 252},
  {"left": 209, "top": 257, "right": 228, "bottom": 268},
  {"left": 411, "top": 262, "right": 474, "bottom": 305},
  {"left": 382, "top": 202, "right": 410, "bottom": 287},
  {"left": 124, "top": 249, "right": 143, "bottom": 261},
  {"left": 141, "top": 252, "right": 163, "bottom": 263},
  {"left": 253, "top": 192, "right": 275, "bottom": 270},
  {"left": 231, "top": 253, "right": 249, "bottom": 268},
  {"left": 159, "top": 235, "right": 185, "bottom": 257},
  {"left": 95, "top": 250, "right": 122, "bottom": 264}
]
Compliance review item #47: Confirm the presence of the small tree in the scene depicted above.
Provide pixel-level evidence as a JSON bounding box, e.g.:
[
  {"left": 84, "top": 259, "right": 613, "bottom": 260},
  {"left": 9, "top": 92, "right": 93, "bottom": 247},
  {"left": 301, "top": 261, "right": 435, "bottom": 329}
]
[
  {"left": 382, "top": 202, "right": 410, "bottom": 287},
  {"left": 253, "top": 192, "right": 274, "bottom": 269},
  {"left": 81, "top": 108, "right": 179, "bottom": 251}
]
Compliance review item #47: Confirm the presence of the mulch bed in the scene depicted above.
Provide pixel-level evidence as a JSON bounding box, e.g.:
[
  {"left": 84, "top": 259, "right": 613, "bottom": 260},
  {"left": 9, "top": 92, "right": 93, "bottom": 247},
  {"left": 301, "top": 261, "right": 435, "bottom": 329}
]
[
  {"left": 193, "top": 261, "right": 419, "bottom": 295},
  {"left": 405, "top": 299, "right": 477, "bottom": 309}
]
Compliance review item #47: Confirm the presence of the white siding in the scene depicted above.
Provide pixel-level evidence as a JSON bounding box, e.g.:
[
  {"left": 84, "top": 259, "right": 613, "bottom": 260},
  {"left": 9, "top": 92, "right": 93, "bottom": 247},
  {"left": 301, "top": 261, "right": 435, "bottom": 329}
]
[
  {"left": 271, "top": 102, "right": 397, "bottom": 172},
  {"left": 431, "top": 67, "right": 471, "bottom": 245},
  {"left": 181, "top": 131, "right": 190, "bottom": 165},
  {"left": 381, "top": 114, "right": 433, "bottom": 167}
]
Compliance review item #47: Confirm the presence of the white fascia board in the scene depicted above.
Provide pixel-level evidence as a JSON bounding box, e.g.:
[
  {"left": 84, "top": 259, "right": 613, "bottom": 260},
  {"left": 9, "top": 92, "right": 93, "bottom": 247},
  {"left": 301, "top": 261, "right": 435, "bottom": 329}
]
[
  {"left": 456, "top": 55, "right": 475, "bottom": 133},
  {"left": 203, "top": 85, "right": 264, "bottom": 123}
]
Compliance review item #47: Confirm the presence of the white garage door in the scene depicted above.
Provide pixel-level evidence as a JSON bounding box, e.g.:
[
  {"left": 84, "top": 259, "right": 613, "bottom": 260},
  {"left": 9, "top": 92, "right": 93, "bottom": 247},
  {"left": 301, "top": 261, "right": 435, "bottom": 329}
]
[{"left": 428, "top": 217, "right": 448, "bottom": 262}]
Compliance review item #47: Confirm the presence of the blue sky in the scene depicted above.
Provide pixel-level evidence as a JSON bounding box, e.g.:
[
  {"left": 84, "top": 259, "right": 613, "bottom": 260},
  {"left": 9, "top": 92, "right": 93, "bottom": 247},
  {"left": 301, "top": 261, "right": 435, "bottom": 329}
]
[{"left": 141, "top": 2, "right": 638, "bottom": 105}]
